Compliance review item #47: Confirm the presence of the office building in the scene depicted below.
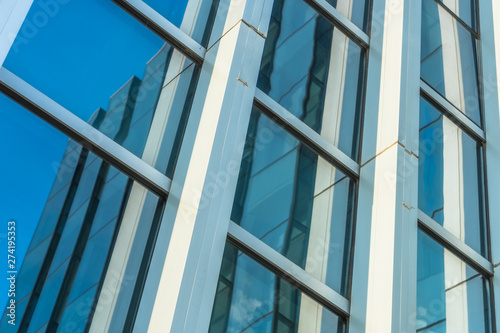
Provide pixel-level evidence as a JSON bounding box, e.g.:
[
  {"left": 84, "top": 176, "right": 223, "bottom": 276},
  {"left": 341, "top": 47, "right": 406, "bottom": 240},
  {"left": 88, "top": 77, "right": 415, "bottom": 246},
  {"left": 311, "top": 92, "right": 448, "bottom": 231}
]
[{"left": 0, "top": 0, "right": 499, "bottom": 332}]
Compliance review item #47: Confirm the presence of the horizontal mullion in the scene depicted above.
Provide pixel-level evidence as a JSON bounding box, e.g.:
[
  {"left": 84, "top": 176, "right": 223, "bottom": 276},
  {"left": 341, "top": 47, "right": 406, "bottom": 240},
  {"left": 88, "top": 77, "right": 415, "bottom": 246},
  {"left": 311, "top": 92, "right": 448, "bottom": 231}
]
[
  {"left": 227, "top": 221, "right": 351, "bottom": 317},
  {"left": 254, "top": 89, "right": 360, "bottom": 180},
  {"left": 0, "top": 67, "right": 171, "bottom": 197},
  {"left": 432, "top": 0, "right": 478, "bottom": 38},
  {"left": 417, "top": 209, "right": 493, "bottom": 277},
  {"left": 420, "top": 80, "right": 486, "bottom": 143},
  {"left": 111, "top": 0, "right": 205, "bottom": 63},
  {"left": 304, "top": 0, "right": 370, "bottom": 48}
]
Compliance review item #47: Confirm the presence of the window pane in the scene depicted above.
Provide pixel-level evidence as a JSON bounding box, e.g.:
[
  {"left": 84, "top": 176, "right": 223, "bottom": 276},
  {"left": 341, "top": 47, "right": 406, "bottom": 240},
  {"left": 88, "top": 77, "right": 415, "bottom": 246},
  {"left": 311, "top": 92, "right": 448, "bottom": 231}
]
[
  {"left": 418, "top": 97, "right": 487, "bottom": 256},
  {"left": 437, "top": 0, "right": 476, "bottom": 30},
  {"left": 417, "top": 230, "right": 492, "bottom": 332},
  {"left": 232, "top": 107, "right": 355, "bottom": 295},
  {"left": 325, "top": 0, "right": 368, "bottom": 30},
  {"left": 57, "top": 286, "right": 98, "bottom": 333},
  {"left": 5, "top": 0, "right": 198, "bottom": 177},
  {"left": 421, "top": 0, "right": 481, "bottom": 126},
  {"left": 209, "top": 243, "right": 346, "bottom": 333},
  {"left": 258, "top": 0, "right": 365, "bottom": 159},
  {"left": 143, "top": 0, "right": 218, "bottom": 45},
  {"left": 27, "top": 261, "right": 70, "bottom": 333},
  {"left": 0, "top": 92, "right": 69, "bottom": 326},
  {"left": 0, "top": 92, "right": 163, "bottom": 331}
]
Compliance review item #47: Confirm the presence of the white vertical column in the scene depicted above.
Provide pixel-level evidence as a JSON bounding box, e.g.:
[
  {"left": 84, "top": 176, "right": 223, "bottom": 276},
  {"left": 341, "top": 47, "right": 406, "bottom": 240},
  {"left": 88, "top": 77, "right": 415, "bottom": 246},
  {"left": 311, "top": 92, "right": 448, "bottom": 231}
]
[
  {"left": 483, "top": 0, "right": 500, "bottom": 266},
  {"left": 349, "top": 0, "right": 421, "bottom": 332},
  {"left": 132, "top": 0, "right": 274, "bottom": 332}
]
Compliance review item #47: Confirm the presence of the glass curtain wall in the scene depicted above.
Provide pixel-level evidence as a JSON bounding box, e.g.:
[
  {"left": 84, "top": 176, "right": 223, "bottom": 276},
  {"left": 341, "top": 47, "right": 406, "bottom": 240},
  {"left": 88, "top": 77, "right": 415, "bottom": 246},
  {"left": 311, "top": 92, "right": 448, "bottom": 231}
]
[
  {"left": 0, "top": 0, "right": 218, "bottom": 332},
  {"left": 208, "top": 0, "right": 368, "bottom": 331},
  {"left": 417, "top": 0, "right": 492, "bottom": 332}
]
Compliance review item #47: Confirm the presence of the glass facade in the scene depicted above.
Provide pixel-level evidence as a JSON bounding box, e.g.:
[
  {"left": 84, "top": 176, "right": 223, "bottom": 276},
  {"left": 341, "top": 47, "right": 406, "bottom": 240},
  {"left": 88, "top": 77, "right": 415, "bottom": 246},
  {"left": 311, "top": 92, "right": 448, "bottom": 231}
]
[
  {"left": 418, "top": 97, "right": 487, "bottom": 255},
  {"left": 0, "top": 94, "right": 163, "bottom": 332},
  {"left": 417, "top": 230, "right": 492, "bottom": 332},
  {"left": 5, "top": 0, "right": 200, "bottom": 178},
  {"left": 417, "top": 0, "right": 492, "bottom": 332},
  {"left": 143, "top": 0, "right": 218, "bottom": 45},
  {"left": 0, "top": 0, "right": 498, "bottom": 332},
  {"left": 209, "top": 242, "right": 346, "bottom": 332},
  {"left": 258, "top": 0, "right": 365, "bottom": 159},
  {"left": 421, "top": 0, "right": 481, "bottom": 125},
  {"left": 232, "top": 107, "right": 355, "bottom": 295}
]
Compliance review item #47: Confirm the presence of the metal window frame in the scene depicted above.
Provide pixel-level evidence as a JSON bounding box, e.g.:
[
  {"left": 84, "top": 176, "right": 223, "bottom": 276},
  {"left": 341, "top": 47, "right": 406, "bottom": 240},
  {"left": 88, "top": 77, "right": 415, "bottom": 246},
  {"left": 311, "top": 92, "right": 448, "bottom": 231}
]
[
  {"left": 430, "top": 0, "right": 480, "bottom": 38},
  {"left": 305, "top": 0, "right": 370, "bottom": 48},
  {"left": 111, "top": 0, "right": 206, "bottom": 63},
  {"left": 418, "top": 209, "right": 494, "bottom": 277},
  {"left": 0, "top": 0, "right": 376, "bottom": 329},
  {"left": 420, "top": 80, "right": 486, "bottom": 143},
  {"left": 0, "top": 0, "right": 210, "bottom": 199},
  {"left": 0, "top": 68, "right": 172, "bottom": 197},
  {"left": 227, "top": 221, "right": 351, "bottom": 317},
  {"left": 237, "top": 0, "right": 370, "bottom": 325},
  {"left": 254, "top": 88, "right": 360, "bottom": 179}
]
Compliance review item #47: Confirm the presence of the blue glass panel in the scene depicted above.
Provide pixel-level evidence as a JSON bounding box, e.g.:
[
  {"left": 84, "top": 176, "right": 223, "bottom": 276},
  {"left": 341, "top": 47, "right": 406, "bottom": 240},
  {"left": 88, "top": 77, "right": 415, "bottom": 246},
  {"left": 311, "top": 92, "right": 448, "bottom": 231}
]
[
  {"left": 0, "top": 92, "right": 70, "bottom": 319},
  {"left": 143, "top": 0, "right": 218, "bottom": 44},
  {"left": 421, "top": 0, "right": 481, "bottom": 125},
  {"left": 325, "top": 0, "right": 368, "bottom": 30},
  {"left": 258, "top": 0, "right": 365, "bottom": 159},
  {"left": 88, "top": 170, "right": 128, "bottom": 237},
  {"left": 418, "top": 97, "right": 487, "bottom": 256},
  {"left": 4, "top": 0, "right": 198, "bottom": 177},
  {"left": 209, "top": 243, "right": 346, "bottom": 332},
  {"left": 65, "top": 223, "right": 116, "bottom": 306},
  {"left": 15, "top": 238, "right": 51, "bottom": 302},
  {"left": 232, "top": 107, "right": 355, "bottom": 295},
  {"left": 438, "top": 0, "right": 476, "bottom": 30},
  {"left": 57, "top": 286, "right": 98, "bottom": 333},
  {"left": 27, "top": 261, "right": 70, "bottom": 333},
  {"left": 417, "top": 231, "right": 491, "bottom": 332}
]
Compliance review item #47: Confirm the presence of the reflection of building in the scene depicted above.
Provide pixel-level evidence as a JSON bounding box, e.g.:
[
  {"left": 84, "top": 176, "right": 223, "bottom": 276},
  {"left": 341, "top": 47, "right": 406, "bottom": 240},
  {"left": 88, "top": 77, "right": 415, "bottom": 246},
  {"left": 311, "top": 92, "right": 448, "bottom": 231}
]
[
  {"left": 1, "top": 0, "right": 500, "bottom": 332},
  {"left": 0, "top": 44, "right": 190, "bottom": 332}
]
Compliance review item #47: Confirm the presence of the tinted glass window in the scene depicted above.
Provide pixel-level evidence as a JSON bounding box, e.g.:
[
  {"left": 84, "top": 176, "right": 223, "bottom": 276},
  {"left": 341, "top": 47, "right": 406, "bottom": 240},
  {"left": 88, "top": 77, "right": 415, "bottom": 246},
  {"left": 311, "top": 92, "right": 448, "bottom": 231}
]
[
  {"left": 421, "top": 0, "right": 481, "bottom": 125},
  {"left": 258, "top": 0, "right": 365, "bottom": 159},
  {"left": 209, "top": 243, "right": 346, "bottom": 332},
  {"left": 5, "top": 0, "right": 199, "bottom": 177},
  {"left": 232, "top": 107, "right": 355, "bottom": 295},
  {"left": 418, "top": 97, "right": 486, "bottom": 256},
  {"left": 417, "top": 230, "right": 492, "bottom": 332}
]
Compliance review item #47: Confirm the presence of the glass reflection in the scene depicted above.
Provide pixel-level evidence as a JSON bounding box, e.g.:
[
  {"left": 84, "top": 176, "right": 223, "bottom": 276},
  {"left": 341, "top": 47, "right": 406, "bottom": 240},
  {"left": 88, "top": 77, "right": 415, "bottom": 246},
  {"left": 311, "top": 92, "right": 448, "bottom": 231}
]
[
  {"left": 421, "top": 0, "right": 481, "bottom": 125},
  {"left": 417, "top": 230, "right": 491, "bottom": 332},
  {"left": 143, "top": 0, "right": 218, "bottom": 45},
  {"left": 209, "top": 243, "right": 346, "bottom": 333},
  {"left": 258, "top": 0, "right": 365, "bottom": 159},
  {"left": 232, "top": 107, "right": 355, "bottom": 295},
  {"left": 0, "top": 93, "right": 68, "bottom": 327},
  {"left": 437, "top": 0, "right": 477, "bottom": 30},
  {"left": 4, "top": 0, "right": 198, "bottom": 177},
  {"left": 418, "top": 97, "right": 486, "bottom": 256},
  {"left": 324, "top": 0, "right": 368, "bottom": 30},
  {"left": 0, "top": 94, "right": 162, "bottom": 332}
]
